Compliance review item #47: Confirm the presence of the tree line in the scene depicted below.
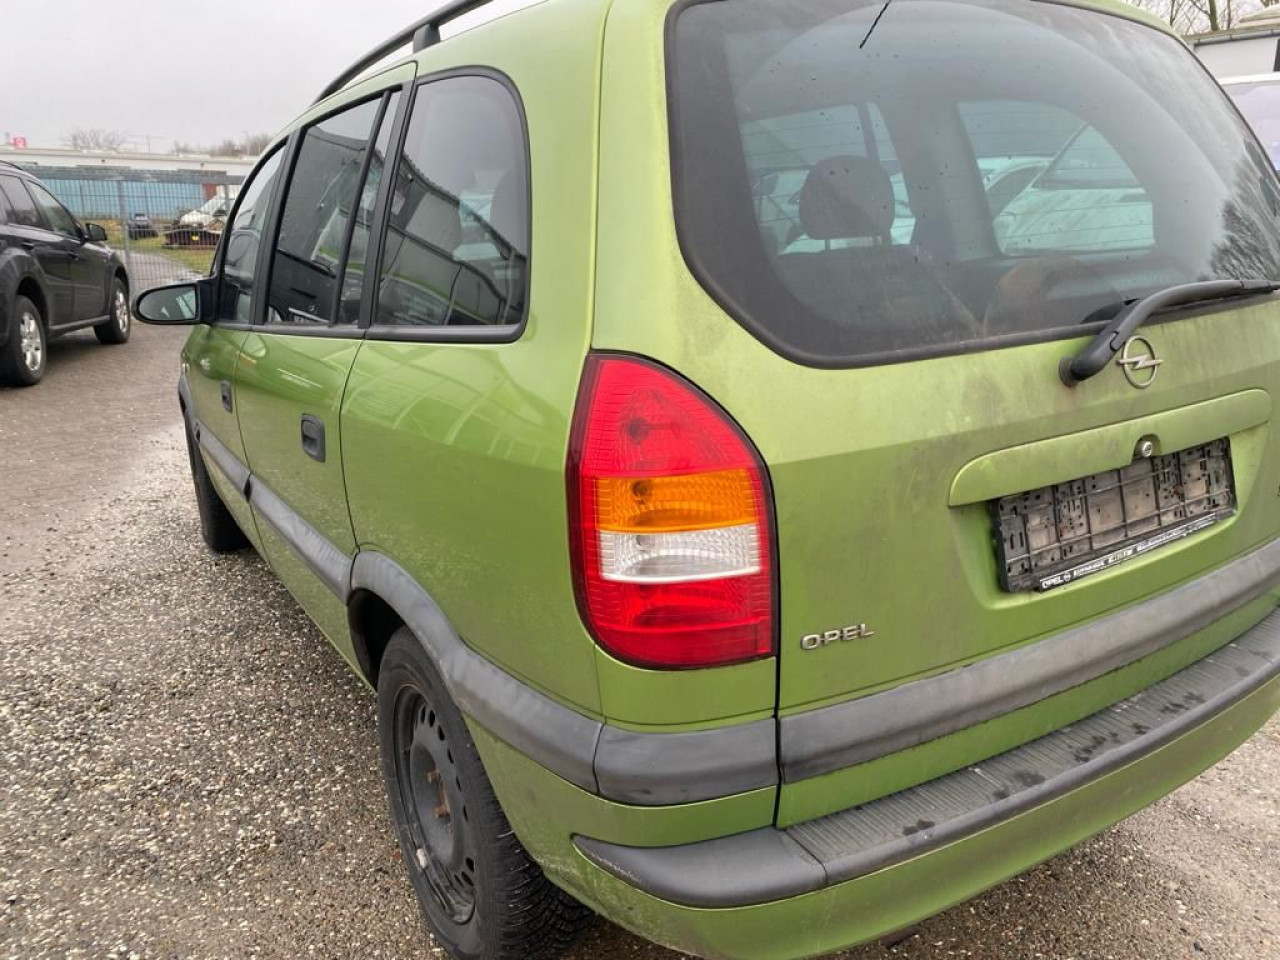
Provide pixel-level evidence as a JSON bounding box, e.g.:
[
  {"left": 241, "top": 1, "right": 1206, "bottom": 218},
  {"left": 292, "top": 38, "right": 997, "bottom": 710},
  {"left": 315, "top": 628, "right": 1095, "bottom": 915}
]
[
  {"left": 62, "top": 128, "right": 272, "bottom": 158},
  {"left": 1130, "top": 0, "right": 1280, "bottom": 34}
]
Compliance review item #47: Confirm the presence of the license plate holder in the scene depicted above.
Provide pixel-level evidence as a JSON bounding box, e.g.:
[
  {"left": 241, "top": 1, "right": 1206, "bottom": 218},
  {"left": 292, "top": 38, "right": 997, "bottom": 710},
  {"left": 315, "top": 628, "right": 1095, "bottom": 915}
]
[{"left": 994, "top": 438, "right": 1236, "bottom": 593}]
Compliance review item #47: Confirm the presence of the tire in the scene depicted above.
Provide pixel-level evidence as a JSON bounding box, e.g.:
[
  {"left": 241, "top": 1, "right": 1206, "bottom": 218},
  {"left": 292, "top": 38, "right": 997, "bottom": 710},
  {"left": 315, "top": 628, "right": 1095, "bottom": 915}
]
[
  {"left": 0, "top": 295, "right": 47, "bottom": 387},
  {"left": 378, "top": 628, "right": 593, "bottom": 960},
  {"left": 94, "top": 277, "right": 131, "bottom": 345},
  {"left": 184, "top": 417, "right": 248, "bottom": 553}
]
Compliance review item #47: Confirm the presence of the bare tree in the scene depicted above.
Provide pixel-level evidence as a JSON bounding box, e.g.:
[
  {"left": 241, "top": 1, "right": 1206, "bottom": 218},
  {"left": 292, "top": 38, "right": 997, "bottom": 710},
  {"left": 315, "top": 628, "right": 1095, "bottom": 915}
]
[
  {"left": 64, "top": 128, "right": 126, "bottom": 152},
  {"left": 171, "top": 133, "right": 273, "bottom": 158},
  {"left": 1130, "top": 0, "right": 1273, "bottom": 31}
]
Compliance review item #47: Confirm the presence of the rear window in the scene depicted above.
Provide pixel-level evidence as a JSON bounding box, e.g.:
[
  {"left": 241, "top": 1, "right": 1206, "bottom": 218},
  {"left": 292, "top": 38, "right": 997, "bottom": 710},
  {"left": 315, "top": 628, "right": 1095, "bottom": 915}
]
[{"left": 669, "top": 0, "right": 1280, "bottom": 366}]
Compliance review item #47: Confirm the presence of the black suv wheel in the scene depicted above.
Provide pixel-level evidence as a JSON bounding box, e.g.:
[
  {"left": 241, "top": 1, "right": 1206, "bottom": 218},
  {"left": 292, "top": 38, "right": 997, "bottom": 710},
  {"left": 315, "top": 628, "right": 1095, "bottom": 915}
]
[
  {"left": 94, "top": 277, "right": 131, "bottom": 345},
  {"left": 1, "top": 295, "right": 47, "bottom": 387}
]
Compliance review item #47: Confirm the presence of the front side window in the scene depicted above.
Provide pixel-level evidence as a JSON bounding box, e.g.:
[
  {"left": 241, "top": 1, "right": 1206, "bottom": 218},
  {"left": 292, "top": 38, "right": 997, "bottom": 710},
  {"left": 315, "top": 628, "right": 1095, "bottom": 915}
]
[
  {"left": 376, "top": 75, "right": 529, "bottom": 329},
  {"left": 670, "top": 0, "right": 1280, "bottom": 365},
  {"left": 217, "top": 149, "right": 284, "bottom": 325},
  {"left": 25, "top": 182, "right": 79, "bottom": 237},
  {"left": 265, "top": 97, "right": 382, "bottom": 326}
]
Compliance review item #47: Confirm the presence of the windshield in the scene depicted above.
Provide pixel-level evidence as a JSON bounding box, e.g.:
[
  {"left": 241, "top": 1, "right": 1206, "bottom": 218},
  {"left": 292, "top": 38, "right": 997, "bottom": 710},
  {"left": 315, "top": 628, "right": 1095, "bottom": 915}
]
[
  {"left": 669, "top": 0, "right": 1280, "bottom": 366},
  {"left": 1225, "top": 78, "right": 1280, "bottom": 170}
]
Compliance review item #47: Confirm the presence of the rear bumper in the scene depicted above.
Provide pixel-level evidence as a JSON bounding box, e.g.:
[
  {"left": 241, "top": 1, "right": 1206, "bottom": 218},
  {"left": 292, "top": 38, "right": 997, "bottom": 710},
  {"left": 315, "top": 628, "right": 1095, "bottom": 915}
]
[{"left": 561, "top": 611, "right": 1280, "bottom": 959}]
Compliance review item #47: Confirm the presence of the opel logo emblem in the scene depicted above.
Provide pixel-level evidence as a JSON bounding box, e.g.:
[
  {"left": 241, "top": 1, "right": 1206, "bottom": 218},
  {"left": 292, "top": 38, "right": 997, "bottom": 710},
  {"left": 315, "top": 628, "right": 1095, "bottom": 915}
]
[{"left": 1116, "top": 335, "right": 1162, "bottom": 389}]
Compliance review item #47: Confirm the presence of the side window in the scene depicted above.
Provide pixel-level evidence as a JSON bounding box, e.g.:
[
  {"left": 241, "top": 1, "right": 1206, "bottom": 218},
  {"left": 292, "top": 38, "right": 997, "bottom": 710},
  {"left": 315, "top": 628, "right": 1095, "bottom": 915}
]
[
  {"left": 265, "top": 97, "right": 382, "bottom": 326},
  {"left": 376, "top": 75, "right": 529, "bottom": 329},
  {"left": 217, "top": 149, "right": 284, "bottom": 325},
  {"left": 25, "top": 182, "right": 79, "bottom": 237},
  {"left": 0, "top": 177, "right": 47, "bottom": 230},
  {"left": 338, "top": 92, "right": 400, "bottom": 324},
  {"left": 959, "top": 102, "right": 1154, "bottom": 255}
]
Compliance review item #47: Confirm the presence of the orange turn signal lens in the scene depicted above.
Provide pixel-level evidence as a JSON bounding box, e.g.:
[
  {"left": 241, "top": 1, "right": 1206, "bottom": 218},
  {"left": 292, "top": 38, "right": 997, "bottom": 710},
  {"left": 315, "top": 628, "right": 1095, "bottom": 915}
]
[{"left": 595, "top": 468, "right": 758, "bottom": 533}]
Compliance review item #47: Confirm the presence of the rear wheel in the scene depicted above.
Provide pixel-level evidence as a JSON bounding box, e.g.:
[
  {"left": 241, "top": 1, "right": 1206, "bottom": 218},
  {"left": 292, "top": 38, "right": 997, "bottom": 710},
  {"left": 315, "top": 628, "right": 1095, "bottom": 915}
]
[
  {"left": 0, "top": 296, "right": 47, "bottom": 387},
  {"left": 378, "top": 628, "right": 593, "bottom": 960},
  {"left": 94, "top": 277, "right": 131, "bottom": 345},
  {"left": 184, "top": 417, "right": 248, "bottom": 553}
]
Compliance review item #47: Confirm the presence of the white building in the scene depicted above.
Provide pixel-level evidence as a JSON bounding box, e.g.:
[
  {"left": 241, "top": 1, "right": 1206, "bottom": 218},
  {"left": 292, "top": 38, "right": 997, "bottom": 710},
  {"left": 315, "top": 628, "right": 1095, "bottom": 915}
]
[{"left": 1189, "top": 9, "right": 1280, "bottom": 79}]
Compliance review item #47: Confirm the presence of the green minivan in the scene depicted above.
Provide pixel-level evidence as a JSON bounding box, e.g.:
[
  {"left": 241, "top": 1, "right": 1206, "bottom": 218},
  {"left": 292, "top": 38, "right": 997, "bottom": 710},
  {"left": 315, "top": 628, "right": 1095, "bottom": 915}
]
[{"left": 135, "top": 0, "right": 1280, "bottom": 957}]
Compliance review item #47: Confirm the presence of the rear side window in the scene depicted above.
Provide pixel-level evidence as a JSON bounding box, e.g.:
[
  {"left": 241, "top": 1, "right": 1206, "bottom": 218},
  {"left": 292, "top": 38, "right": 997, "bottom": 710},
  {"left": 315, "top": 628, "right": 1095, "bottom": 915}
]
[
  {"left": 26, "top": 182, "right": 79, "bottom": 237},
  {"left": 265, "top": 97, "right": 383, "bottom": 326},
  {"left": 375, "top": 74, "right": 529, "bottom": 330},
  {"left": 0, "top": 177, "right": 44, "bottom": 230},
  {"left": 669, "top": 0, "right": 1280, "bottom": 366},
  {"left": 339, "top": 93, "right": 401, "bottom": 325}
]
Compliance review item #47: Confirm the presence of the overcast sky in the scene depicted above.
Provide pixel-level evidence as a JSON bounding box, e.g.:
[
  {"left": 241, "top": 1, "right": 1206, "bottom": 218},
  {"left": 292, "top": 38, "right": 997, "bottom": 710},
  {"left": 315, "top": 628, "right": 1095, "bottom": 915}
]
[{"left": 0, "top": 0, "right": 533, "bottom": 152}]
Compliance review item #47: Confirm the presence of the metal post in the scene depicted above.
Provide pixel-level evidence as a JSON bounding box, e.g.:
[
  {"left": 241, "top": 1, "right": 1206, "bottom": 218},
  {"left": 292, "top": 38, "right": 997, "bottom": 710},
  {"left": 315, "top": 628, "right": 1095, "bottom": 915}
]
[{"left": 115, "top": 178, "right": 132, "bottom": 274}]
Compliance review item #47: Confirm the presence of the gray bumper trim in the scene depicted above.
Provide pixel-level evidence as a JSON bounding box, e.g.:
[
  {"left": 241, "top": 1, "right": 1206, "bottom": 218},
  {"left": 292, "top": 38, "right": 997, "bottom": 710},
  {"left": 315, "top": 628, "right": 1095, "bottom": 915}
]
[
  {"left": 183, "top": 418, "right": 777, "bottom": 805},
  {"left": 577, "top": 607, "right": 1280, "bottom": 908},
  {"left": 350, "top": 552, "right": 778, "bottom": 805},
  {"left": 781, "top": 537, "right": 1280, "bottom": 782},
  {"left": 193, "top": 420, "right": 250, "bottom": 498},
  {"left": 250, "top": 478, "right": 353, "bottom": 603}
]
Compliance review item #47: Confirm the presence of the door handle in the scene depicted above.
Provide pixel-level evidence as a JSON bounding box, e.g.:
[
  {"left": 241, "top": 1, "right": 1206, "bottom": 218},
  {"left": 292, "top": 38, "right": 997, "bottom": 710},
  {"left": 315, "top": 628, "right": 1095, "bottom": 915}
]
[
  {"left": 300, "top": 415, "right": 326, "bottom": 463},
  {"left": 220, "top": 381, "right": 233, "bottom": 412},
  {"left": 19, "top": 240, "right": 35, "bottom": 250}
]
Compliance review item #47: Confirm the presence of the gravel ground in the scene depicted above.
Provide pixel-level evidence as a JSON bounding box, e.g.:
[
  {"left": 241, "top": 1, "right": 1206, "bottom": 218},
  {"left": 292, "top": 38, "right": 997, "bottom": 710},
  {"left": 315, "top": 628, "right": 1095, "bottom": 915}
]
[{"left": 1, "top": 324, "right": 1277, "bottom": 960}]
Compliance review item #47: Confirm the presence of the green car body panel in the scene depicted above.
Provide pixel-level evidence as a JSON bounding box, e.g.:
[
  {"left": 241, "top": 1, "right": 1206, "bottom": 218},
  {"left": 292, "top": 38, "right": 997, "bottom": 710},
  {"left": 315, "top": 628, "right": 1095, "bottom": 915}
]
[{"left": 163, "top": 0, "right": 1280, "bottom": 955}]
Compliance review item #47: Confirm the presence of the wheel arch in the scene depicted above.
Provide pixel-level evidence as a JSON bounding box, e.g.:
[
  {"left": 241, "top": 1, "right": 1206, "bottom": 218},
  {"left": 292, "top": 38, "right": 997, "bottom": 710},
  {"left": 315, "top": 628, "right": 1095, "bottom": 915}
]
[
  {"left": 347, "top": 551, "right": 601, "bottom": 792},
  {"left": 14, "top": 275, "right": 47, "bottom": 328},
  {"left": 348, "top": 586, "right": 406, "bottom": 687}
]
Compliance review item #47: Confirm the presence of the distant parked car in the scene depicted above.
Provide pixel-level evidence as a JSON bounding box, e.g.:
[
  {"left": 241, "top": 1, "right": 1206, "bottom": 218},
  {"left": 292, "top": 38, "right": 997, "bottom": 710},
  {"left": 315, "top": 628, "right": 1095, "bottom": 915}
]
[
  {"left": 0, "top": 161, "right": 130, "bottom": 386},
  {"left": 164, "top": 223, "right": 222, "bottom": 247},
  {"left": 127, "top": 213, "right": 157, "bottom": 239},
  {"left": 178, "top": 191, "right": 238, "bottom": 228}
]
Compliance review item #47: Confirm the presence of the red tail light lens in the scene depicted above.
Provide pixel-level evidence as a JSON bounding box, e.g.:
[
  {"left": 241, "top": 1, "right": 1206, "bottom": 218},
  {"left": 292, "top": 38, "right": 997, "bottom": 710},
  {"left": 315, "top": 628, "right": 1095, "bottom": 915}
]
[{"left": 567, "top": 354, "right": 775, "bottom": 669}]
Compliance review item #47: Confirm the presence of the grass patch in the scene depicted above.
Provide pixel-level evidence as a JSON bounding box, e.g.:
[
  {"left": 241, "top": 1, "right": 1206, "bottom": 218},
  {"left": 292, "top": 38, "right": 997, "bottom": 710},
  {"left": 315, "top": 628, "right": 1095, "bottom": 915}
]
[{"left": 99, "top": 221, "right": 215, "bottom": 276}]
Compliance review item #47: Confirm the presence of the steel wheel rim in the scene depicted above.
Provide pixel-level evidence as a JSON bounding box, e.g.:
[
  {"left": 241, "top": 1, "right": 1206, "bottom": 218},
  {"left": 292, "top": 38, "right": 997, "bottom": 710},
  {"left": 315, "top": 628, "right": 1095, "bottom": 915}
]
[
  {"left": 393, "top": 686, "right": 477, "bottom": 924},
  {"left": 114, "top": 288, "right": 130, "bottom": 333},
  {"left": 18, "top": 311, "right": 42, "bottom": 372}
]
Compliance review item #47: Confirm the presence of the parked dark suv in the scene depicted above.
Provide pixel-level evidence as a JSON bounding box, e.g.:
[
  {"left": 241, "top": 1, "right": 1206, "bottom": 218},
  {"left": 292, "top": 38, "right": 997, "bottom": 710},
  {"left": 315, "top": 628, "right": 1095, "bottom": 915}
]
[{"left": 0, "top": 161, "right": 131, "bottom": 386}]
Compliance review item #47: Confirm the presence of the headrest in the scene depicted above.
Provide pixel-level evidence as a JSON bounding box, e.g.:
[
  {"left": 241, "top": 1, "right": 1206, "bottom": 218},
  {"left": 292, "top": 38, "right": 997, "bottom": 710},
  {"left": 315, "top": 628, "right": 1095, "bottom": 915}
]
[{"left": 799, "top": 155, "right": 896, "bottom": 241}]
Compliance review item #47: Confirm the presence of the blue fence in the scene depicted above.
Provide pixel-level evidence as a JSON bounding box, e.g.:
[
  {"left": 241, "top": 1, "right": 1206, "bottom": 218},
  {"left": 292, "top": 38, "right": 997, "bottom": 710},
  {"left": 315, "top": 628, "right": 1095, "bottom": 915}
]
[{"left": 15, "top": 165, "right": 243, "bottom": 220}]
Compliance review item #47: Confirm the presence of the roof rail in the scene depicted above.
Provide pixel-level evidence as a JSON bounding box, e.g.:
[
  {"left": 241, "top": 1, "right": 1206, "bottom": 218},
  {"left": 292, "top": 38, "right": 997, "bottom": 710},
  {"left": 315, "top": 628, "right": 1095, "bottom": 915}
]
[{"left": 315, "top": 0, "right": 496, "bottom": 104}]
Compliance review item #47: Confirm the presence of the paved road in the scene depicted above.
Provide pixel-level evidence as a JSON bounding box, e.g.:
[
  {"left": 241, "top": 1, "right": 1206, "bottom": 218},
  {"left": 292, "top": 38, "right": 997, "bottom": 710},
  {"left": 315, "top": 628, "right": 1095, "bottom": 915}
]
[{"left": 1, "top": 323, "right": 1278, "bottom": 959}]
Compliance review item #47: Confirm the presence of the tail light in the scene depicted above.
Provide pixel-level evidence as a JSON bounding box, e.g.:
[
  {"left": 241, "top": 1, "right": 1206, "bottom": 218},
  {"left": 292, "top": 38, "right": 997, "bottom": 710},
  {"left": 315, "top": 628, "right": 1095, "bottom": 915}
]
[{"left": 567, "top": 354, "right": 775, "bottom": 669}]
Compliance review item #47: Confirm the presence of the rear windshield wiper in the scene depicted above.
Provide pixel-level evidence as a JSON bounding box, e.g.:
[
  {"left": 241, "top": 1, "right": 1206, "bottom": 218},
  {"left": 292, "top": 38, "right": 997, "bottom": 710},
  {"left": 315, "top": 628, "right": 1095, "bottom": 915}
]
[{"left": 1060, "top": 279, "right": 1280, "bottom": 387}]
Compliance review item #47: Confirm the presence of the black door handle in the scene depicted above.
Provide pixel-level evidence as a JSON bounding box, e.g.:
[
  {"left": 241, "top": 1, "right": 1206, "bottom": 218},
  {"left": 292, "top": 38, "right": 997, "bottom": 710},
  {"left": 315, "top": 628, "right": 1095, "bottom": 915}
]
[
  {"left": 220, "top": 381, "right": 233, "bottom": 412},
  {"left": 300, "top": 415, "right": 326, "bottom": 462},
  {"left": 19, "top": 240, "right": 35, "bottom": 250}
]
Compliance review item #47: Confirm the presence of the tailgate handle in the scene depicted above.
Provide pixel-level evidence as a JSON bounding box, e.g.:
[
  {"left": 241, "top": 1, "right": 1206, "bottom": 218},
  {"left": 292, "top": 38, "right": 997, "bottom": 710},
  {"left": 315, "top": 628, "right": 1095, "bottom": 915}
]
[{"left": 300, "top": 415, "right": 326, "bottom": 463}]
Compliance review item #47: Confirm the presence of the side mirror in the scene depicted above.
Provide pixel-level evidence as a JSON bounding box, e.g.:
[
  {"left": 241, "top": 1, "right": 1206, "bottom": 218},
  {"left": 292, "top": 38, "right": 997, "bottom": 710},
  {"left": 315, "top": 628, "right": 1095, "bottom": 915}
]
[
  {"left": 83, "top": 222, "right": 108, "bottom": 243},
  {"left": 134, "top": 279, "right": 213, "bottom": 326}
]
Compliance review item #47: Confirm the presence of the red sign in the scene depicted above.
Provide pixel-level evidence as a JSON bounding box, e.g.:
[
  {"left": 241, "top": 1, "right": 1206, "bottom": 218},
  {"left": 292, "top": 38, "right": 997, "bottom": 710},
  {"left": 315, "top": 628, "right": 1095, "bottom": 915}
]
[{"left": 10, "top": 137, "right": 27, "bottom": 149}]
